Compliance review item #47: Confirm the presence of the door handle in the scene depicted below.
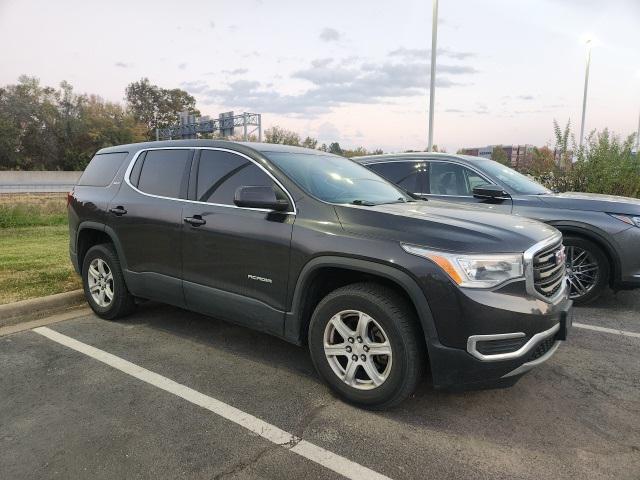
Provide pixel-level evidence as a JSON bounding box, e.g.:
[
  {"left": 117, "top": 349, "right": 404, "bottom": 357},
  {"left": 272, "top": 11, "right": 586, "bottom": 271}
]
[
  {"left": 109, "top": 206, "right": 127, "bottom": 216},
  {"left": 184, "top": 215, "right": 206, "bottom": 226}
]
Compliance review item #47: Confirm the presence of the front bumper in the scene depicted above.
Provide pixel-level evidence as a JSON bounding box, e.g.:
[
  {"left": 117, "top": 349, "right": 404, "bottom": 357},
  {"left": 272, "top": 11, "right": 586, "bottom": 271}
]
[
  {"left": 418, "top": 273, "right": 573, "bottom": 390},
  {"left": 427, "top": 303, "right": 571, "bottom": 389}
]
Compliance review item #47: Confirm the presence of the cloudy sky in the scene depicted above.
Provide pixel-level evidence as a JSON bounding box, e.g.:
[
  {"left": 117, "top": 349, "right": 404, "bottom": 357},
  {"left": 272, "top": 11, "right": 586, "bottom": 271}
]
[{"left": 1, "top": 0, "right": 638, "bottom": 152}]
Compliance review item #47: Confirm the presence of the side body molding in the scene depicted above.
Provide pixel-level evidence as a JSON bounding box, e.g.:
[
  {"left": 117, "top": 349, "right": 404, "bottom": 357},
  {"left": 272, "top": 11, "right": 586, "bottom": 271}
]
[{"left": 283, "top": 256, "right": 437, "bottom": 345}]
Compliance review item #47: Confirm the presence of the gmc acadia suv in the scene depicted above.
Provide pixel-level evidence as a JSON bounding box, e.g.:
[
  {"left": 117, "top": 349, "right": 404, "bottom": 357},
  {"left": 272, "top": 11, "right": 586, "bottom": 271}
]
[{"left": 69, "top": 140, "right": 572, "bottom": 408}]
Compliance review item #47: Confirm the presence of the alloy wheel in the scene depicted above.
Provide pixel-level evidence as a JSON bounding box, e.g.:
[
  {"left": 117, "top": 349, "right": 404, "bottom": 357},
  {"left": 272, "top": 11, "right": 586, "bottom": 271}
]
[
  {"left": 565, "top": 246, "right": 599, "bottom": 300},
  {"left": 87, "top": 258, "right": 114, "bottom": 307},
  {"left": 323, "top": 310, "right": 393, "bottom": 390}
]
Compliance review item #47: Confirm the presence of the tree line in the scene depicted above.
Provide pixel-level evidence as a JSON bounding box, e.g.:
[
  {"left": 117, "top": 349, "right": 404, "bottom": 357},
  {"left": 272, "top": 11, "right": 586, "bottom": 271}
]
[
  {"left": 261, "top": 125, "right": 383, "bottom": 158},
  {"left": 0, "top": 76, "right": 200, "bottom": 170},
  {"left": 0, "top": 76, "right": 382, "bottom": 171},
  {"left": 1, "top": 75, "right": 638, "bottom": 198}
]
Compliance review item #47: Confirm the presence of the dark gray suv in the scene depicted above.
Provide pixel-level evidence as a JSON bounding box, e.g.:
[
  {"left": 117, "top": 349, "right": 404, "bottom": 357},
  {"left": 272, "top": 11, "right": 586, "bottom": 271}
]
[
  {"left": 355, "top": 152, "right": 640, "bottom": 304},
  {"left": 69, "top": 140, "right": 572, "bottom": 408}
]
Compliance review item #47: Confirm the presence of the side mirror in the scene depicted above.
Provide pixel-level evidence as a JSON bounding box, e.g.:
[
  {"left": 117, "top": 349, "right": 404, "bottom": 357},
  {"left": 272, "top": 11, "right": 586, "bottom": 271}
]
[
  {"left": 472, "top": 184, "right": 510, "bottom": 201},
  {"left": 234, "top": 186, "right": 290, "bottom": 211}
]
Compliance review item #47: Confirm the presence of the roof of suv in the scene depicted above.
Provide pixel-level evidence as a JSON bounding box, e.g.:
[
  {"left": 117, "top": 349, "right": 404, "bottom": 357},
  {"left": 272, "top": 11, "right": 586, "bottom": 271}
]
[
  {"left": 353, "top": 152, "right": 490, "bottom": 165},
  {"left": 97, "top": 140, "right": 336, "bottom": 157}
]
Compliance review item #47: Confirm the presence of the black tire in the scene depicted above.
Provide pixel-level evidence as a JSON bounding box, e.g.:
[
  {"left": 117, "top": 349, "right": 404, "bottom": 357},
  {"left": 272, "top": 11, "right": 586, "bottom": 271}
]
[
  {"left": 82, "top": 243, "right": 136, "bottom": 320},
  {"left": 308, "top": 282, "right": 425, "bottom": 409},
  {"left": 563, "top": 235, "right": 609, "bottom": 305}
]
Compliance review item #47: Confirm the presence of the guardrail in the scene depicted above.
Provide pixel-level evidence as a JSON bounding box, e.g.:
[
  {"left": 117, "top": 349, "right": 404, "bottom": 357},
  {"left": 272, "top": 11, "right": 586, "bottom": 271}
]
[{"left": 0, "top": 171, "right": 82, "bottom": 193}]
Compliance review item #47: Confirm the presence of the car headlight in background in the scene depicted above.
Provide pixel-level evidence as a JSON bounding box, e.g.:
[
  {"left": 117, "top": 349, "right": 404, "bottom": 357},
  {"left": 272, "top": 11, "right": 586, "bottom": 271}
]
[
  {"left": 401, "top": 244, "right": 524, "bottom": 288},
  {"left": 608, "top": 213, "right": 640, "bottom": 228}
]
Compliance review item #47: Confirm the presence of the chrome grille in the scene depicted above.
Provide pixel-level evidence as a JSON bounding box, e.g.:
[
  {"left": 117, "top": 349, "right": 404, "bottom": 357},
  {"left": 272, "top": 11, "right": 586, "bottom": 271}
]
[{"left": 532, "top": 240, "right": 566, "bottom": 298}]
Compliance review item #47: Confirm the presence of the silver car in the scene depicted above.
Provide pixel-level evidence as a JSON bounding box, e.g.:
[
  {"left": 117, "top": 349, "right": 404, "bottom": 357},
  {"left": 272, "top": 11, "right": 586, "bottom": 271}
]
[{"left": 355, "top": 152, "right": 640, "bottom": 304}]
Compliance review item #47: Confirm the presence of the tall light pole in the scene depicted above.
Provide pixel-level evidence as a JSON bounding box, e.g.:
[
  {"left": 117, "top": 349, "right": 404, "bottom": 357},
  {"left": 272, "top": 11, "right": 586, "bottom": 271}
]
[
  {"left": 635, "top": 70, "right": 640, "bottom": 155},
  {"left": 427, "top": 0, "right": 438, "bottom": 152},
  {"left": 636, "top": 109, "right": 640, "bottom": 154},
  {"left": 579, "top": 38, "right": 592, "bottom": 149}
]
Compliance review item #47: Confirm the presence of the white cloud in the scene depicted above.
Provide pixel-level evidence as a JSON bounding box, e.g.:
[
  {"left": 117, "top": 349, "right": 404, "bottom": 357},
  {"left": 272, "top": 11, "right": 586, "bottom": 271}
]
[
  {"left": 223, "top": 68, "right": 248, "bottom": 75},
  {"left": 184, "top": 51, "right": 477, "bottom": 116},
  {"left": 319, "top": 27, "right": 341, "bottom": 42},
  {"left": 389, "top": 47, "right": 476, "bottom": 60}
]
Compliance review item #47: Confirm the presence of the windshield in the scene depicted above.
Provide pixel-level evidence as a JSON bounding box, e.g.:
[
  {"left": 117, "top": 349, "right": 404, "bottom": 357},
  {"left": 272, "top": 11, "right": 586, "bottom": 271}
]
[
  {"left": 265, "top": 152, "right": 411, "bottom": 205},
  {"left": 480, "top": 160, "right": 551, "bottom": 195}
]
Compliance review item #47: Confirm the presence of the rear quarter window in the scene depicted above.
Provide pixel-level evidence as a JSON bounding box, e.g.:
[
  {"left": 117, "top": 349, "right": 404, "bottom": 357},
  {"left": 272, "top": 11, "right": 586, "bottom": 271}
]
[{"left": 77, "top": 152, "right": 129, "bottom": 187}]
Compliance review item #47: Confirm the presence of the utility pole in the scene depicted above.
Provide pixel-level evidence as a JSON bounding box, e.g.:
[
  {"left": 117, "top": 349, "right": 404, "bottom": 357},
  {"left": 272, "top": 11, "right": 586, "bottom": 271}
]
[
  {"left": 154, "top": 111, "right": 159, "bottom": 141},
  {"left": 635, "top": 109, "right": 640, "bottom": 154},
  {"left": 427, "top": 0, "right": 438, "bottom": 152},
  {"left": 579, "top": 39, "right": 592, "bottom": 149},
  {"left": 243, "top": 112, "right": 248, "bottom": 141}
]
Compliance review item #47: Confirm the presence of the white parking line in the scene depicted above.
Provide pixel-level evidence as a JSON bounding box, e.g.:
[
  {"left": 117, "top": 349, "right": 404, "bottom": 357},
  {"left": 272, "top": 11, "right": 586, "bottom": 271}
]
[
  {"left": 32, "top": 326, "right": 392, "bottom": 480},
  {"left": 573, "top": 322, "right": 640, "bottom": 339}
]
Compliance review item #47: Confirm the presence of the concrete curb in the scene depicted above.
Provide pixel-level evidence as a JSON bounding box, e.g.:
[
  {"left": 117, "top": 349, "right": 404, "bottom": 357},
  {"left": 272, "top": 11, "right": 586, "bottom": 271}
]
[
  {"left": 0, "top": 290, "right": 85, "bottom": 327},
  {"left": 0, "top": 307, "right": 92, "bottom": 337}
]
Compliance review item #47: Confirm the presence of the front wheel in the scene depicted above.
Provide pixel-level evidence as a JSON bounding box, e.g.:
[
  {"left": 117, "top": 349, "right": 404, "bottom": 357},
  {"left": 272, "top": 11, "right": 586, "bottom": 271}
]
[
  {"left": 564, "top": 236, "right": 609, "bottom": 305},
  {"left": 308, "top": 283, "right": 425, "bottom": 409}
]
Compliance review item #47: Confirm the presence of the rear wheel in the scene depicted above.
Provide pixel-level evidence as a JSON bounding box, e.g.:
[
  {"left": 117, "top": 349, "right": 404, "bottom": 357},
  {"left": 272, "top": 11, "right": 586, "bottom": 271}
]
[
  {"left": 563, "top": 235, "right": 609, "bottom": 304},
  {"left": 82, "top": 244, "right": 136, "bottom": 319},
  {"left": 308, "top": 283, "right": 425, "bottom": 409}
]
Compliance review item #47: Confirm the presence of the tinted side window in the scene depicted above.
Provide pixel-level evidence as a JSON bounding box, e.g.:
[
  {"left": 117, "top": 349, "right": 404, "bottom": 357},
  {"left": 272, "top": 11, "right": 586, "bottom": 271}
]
[
  {"left": 429, "top": 162, "right": 471, "bottom": 196},
  {"left": 464, "top": 168, "right": 490, "bottom": 192},
  {"left": 197, "top": 150, "right": 278, "bottom": 205},
  {"left": 368, "top": 162, "right": 425, "bottom": 193},
  {"left": 77, "top": 152, "right": 128, "bottom": 187},
  {"left": 137, "top": 149, "right": 191, "bottom": 198}
]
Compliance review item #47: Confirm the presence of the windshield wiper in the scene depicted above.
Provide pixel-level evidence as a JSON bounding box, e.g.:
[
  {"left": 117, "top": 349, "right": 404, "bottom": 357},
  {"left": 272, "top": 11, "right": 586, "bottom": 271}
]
[
  {"left": 378, "top": 197, "right": 417, "bottom": 205},
  {"left": 350, "top": 199, "right": 377, "bottom": 206}
]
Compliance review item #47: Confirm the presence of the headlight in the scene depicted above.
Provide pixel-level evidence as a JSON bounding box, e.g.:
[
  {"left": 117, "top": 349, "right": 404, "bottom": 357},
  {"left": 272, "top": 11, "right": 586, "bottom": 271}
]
[
  {"left": 401, "top": 244, "right": 524, "bottom": 288},
  {"left": 608, "top": 213, "right": 640, "bottom": 228}
]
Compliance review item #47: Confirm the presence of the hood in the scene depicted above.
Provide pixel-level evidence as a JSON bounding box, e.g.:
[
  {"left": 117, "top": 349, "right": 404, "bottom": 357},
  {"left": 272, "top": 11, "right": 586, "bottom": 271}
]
[
  {"left": 538, "top": 192, "right": 640, "bottom": 215},
  {"left": 335, "top": 200, "right": 558, "bottom": 254}
]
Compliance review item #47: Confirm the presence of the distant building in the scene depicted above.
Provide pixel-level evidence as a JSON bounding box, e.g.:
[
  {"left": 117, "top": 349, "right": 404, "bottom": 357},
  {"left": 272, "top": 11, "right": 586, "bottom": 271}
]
[
  {"left": 460, "top": 144, "right": 535, "bottom": 169},
  {"left": 461, "top": 144, "right": 575, "bottom": 170},
  {"left": 462, "top": 147, "right": 479, "bottom": 157},
  {"left": 477, "top": 146, "right": 494, "bottom": 159}
]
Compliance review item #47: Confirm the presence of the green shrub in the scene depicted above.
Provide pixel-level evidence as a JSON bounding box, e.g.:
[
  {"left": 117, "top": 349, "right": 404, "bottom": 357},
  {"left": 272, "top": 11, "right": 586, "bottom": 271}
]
[{"left": 534, "top": 127, "right": 639, "bottom": 198}]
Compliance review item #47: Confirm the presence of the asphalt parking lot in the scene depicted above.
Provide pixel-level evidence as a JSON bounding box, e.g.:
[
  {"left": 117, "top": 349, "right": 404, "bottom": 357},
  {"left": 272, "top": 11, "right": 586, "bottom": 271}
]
[{"left": 1, "top": 290, "right": 639, "bottom": 480}]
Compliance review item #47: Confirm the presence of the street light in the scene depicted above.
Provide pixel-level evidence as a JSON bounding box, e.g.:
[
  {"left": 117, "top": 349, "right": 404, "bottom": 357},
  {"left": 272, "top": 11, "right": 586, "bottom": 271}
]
[
  {"left": 427, "top": 0, "right": 438, "bottom": 152},
  {"left": 635, "top": 110, "right": 640, "bottom": 154},
  {"left": 636, "top": 70, "right": 640, "bottom": 155},
  {"left": 578, "top": 37, "right": 593, "bottom": 150}
]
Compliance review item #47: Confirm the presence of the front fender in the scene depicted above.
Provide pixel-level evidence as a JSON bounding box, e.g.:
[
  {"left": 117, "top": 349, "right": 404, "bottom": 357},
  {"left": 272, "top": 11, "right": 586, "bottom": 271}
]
[{"left": 283, "top": 255, "right": 437, "bottom": 345}]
